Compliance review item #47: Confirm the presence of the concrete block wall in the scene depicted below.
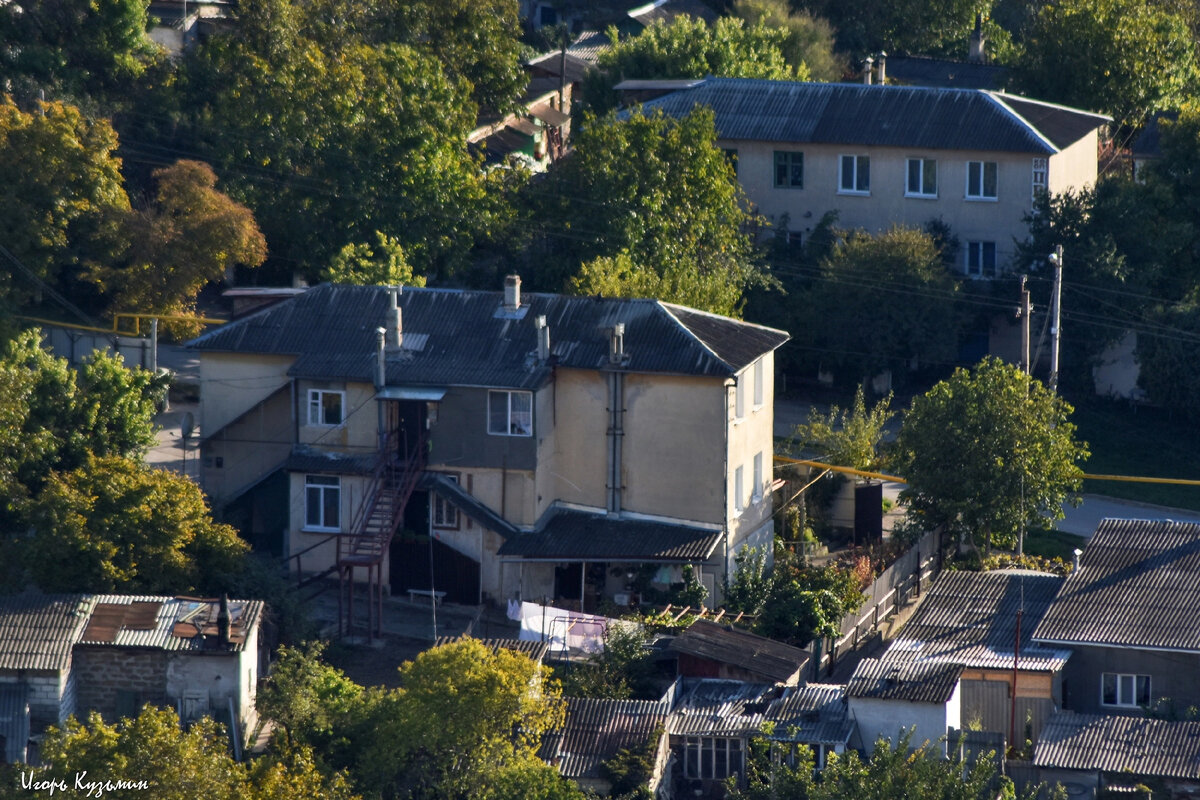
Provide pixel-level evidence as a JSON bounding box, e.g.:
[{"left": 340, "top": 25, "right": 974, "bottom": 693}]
[
  {"left": 73, "top": 648, "right": 169, "bottom": 722},
  {"left": 0, "top": 671, "right": 66, "bottom": 734}
]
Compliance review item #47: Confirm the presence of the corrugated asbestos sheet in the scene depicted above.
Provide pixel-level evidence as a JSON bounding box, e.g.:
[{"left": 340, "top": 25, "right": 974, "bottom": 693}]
[
  {"left": 286, "top": 448, "right": 376, "bottom": 475},
  {"left": 1032, "top": 519, "right": 1200, "bottom": 652},
  {"left": 666, "top": 680, "right": 780, "bottom": 737},
  {"left": 497, "top": 508, "right": 722, "bottom": 561},
  {"left": 541, "top": 697, "right": 669, "bottom": 779},
  {"left": 670, "top": 619, "right": 810, "bottom": 684},
  {"left": 75, "top": 596, "right": 265, "bottom": 653},
  {"left": 846, "top": 658, "right": 963, "bottom": 704},
  {"left": 0, "top": 594, "right": 91, "bottom": 671},
  {"left": 763, "top": 684, "right": 853, "bottom": 746},
  {"left": 188, "top": 285, "right": 789, "bottom": 387},
  {"left": 434, "top": 635, "right": 550, "bottom": 662},
  {"left": 1034, "top": 711, "right": 1200, "bottom": 779},
  {"left": 422, "top": 473, "right": 520, "bottom": 539},
  {"left": 883, "top": 570, "right": 1070, "bottom": 672},
  {"left": 638, "top": 78, "right": 1108, "bottom": 154}
]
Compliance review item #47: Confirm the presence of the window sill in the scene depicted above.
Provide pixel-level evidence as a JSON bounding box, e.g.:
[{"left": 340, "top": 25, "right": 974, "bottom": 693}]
[
  {"left": 904, "top": 193, "right": 938, "bottom": 200},
  {"left": 965, "top": 196, "right": 999, "bottom": 202},
  {"left": 837, "top": 189, "right": 870, "bottom": 197},
  {"left": 773, "top": 184, "right": 804, "bottom": 190},
  {"left": 301, "top": 526, "right": 341, "bottom": 535}
]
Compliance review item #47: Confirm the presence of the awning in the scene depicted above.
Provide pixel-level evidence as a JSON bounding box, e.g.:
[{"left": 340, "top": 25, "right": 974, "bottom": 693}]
[
  {"left": 377, "top": 386, "right": 447, "bottom": 401},
  {"left": 420, "top": 473, "right": 520, "bottom": 539},
  {"left": 530, "top": 103, "right": 570, "bottom": 127},
  {"left": 498, "top": 508, "right": 722, "bottom": 561}
]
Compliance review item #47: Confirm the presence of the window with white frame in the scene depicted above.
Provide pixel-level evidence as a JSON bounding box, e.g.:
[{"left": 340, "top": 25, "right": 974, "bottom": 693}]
[
  {"left": 1102, "top": 673, "right": 1150, "bottom": 708},
  {"left": 1031, "top": 157, "right": 1048, "bottom": 205},
  {"left": 966, "top": 160, "right": 998, "bottom": 199},
  {"left": 774, "top": 151, "right": 804, "bottom": 188},
  {"left": 307, "top": 389, "right": 344, "bottom": 426},
  {"left": 752, "top": 452, "right": 763, "bottom": 503},
  {"left": 304, "top": 475, "right": 340, "bottom": 531},
  {"left": 682, "top": 736, "right": 745, "bottom": 780},
  {"left": 965, "top": 241, "right": 997, "bottom": 278},
  {"left": 839, "top": 154, "right": 870, "bottom": 194},
  {"left": 905, "top": 158, "right": 937, "bottom": 197},
  {"left": 734, "top": 466, "right": 744, "bottom": 512},
  {"left": 488, "top": 390, "right": 533, "bottom": 436},
  {"left": 432, "top": 474, "right": 459, "bottom": 529},
  {"left": 753, "top": 359, "right": 764, "bottom": 407},
  {"left": 735, "top": 378, "right": 745, "bottom": 419}
]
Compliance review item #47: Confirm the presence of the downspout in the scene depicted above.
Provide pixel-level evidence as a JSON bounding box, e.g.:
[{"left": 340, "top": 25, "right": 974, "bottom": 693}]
[
  {"left": 375, "top": 327, "right": 386, "bottom": 448},
  {"left": 606, "top": 324, "right": 626, "bottom": 515},
  {"left": 722, "top": 377, "right": 732, "bottom": 598}
]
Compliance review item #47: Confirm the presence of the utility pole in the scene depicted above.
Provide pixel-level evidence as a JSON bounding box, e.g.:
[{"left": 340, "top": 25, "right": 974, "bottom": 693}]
[
  {"left": 1048, "top": 245, "right": 1063, "bottom": 393},
  {"left": 1018, "top": 275, "right": 1031, "bottom": 375}
]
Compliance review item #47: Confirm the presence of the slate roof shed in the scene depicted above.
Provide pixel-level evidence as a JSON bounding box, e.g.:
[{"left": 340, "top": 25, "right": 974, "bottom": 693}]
[
  {"left": 1035, "top": 711, "right": 1200, "bottom": 779},
  {"left": 0, "top": 594, "right": 92, "bottom": 672},
  {"left": 670, "top": 619, "right": 810, "bottom": 684}
]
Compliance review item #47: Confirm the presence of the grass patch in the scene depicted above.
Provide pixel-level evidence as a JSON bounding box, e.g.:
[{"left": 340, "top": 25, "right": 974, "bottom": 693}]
[
  {"left": 1022, "top": 529, "right": 1088, "bottom": 562},
  {"left": 1067, "top": 395, "right": 1200, "bottom": 511}
]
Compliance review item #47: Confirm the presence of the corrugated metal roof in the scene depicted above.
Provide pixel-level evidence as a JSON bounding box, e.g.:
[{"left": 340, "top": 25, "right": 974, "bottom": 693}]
[
  {"left": 637, "top": 78, "right": 1109, "bottom": 154},
  {"left": 628, "top": 0, "right": 718, "bottom": 26},
  {"left": 286, "top": 448, "right": 376, "bottom": 475},
  {"left": 0, "top": 594, "right": 92, "bottom": 671},
  {"left": 188, "top": 285, "right": 788, "bottom": 387},
  {"left": 567, "top": 30, "right": 613, "bottom": 65},
  {"left": 846, "top": 658, "right": 963, "bottom": 704},
  {"left": 76, "top": 596, "right": 264, "bottom": 653},
  {"left": 670, "top": 619, "right": 810, "bottom": 684},
  {"left": 541, "top": 697, "right": 668, "bottom": 779},
  {"left": 882, "top": 570, "right": 1070, "bottom": 672},
  {"left": 1034, "top": 712, "right": 1200, "bottom": 779},
  {"left": 498, "top": 508, "right": 722, "bottom": 561},
  {"left": 1032, "top": 519, "right": 1200, "bottom": 652},
  {"left": 763, "top": 684, "right": 853, "bottom": 746},
  {"left": 666, "top": 679, "right": 781, "bottom": 737},
  {"left": 423, "top": 473, "right": 520, "bottom": 539},
  {"left": 435, "top": 635, "right": 550, "bottom": 662}
]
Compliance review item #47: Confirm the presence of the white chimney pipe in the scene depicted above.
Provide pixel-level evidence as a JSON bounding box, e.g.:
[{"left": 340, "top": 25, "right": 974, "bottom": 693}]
[
  {"left": 863, "top": 56, "right": 874, "bottom": 85},
  {"left": 386, "top": 286, "right": 403, "bottom": 351},
  {"left": 608, "top": 323, "right": 625, "bottom": 365},
  {"left": 504, "top": 274, "right": 521, "bottom": 311},
  {"left": 535, "top": 315, "right": 550, "bottom": 363},
  {"left": 877, "top": 51, "right": 887, "bottom": 84},
  {"left": 375, "top": 327, "right": 386, "bottom": 388}
]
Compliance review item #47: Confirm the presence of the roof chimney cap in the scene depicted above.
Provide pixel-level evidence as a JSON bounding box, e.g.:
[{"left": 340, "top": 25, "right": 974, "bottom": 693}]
[
  {"left": 385, "top": 286, "right": 403, "bottom": 351},
  {"left": 1072, "top": 547, "right": 1083, "bottom": 571},
  {"left": 863, "top": 55, "right": 874, "bottom": 84}
]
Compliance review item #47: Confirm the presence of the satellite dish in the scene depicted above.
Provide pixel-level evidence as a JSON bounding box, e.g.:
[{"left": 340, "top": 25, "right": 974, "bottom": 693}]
[{"left": 181, "top": 412, "right": 195, "bottom": 440}]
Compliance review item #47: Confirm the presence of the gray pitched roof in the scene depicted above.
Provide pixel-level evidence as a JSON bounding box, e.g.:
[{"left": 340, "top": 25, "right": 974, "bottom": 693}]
[
  {"left": 666, "top": 679, "right": 781, "bottom": 737},
  {"left": 671, "top": 619, "right": 810, "bottom": 683},
  {"left": 846, "top": 658, "right": 963, "bottom": 704},
  {"left": 189, "top": 284, "right": 789, "bottom": 388},
  {"left": 76, "top": 596, "right": 265, "bottom": 653},
  {"left": 884, "top": 570, "right": 1070, "bottom": 672},
  {"left": 0, "top": 594, "right": 91, "bottom": 671},
  {"left": 637, "top": 78, "right": 1109, "bottom": 154},
  {"left": 423, "top": 473, "right": 520, "bottom": 539},
  {"left": 541, "top": 697, "right": 668, "bottom": 779},
  {"left": 763, "top": 684, "right": 853, "bottom": 747},
  {"left": 1032, "top": 519, "right": 1200, "bottom": 653},
  {"left": 1035, "top": 711, "right": 1200, "bottom": 779},
  {"left": 497, "top": 508, "right": 723, "bottom": 561}
]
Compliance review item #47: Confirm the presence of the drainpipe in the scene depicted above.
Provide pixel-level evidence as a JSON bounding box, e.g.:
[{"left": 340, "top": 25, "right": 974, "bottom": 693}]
[
  {"left": 606, "top": 324, "right": 626, "bottom": 514},
  {"left": 375, "top": 327, "right": 386, "bottom": 448}
]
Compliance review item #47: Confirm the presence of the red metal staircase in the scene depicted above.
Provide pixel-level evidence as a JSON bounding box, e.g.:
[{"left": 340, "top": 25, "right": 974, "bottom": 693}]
[{"left": 337, "top": 429, "right": 426, "bottom": 640}]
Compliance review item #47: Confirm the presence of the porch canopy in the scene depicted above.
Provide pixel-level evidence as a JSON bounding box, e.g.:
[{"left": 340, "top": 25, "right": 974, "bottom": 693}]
[{"left": 497, "top": 508, "right": 722, "bottom": 562}]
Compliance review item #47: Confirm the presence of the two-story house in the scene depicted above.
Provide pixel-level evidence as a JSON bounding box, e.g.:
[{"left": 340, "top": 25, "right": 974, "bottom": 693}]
[
  {"left": 189, "top": 278, "right": 789, "bottom": 633},
  {"left": 633, "top": 78, "right": 1109, "bottom": 277},
  {"left": 1032, "top": 519, "right": 1200, "bottom": 715}
]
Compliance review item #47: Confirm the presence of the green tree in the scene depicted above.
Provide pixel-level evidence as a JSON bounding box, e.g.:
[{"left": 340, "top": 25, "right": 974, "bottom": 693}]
[
  {"left": 892, "top": 357, "right": 1089, "bottom": 553},
  {"left": 353, "top": 638, "right": 566, "bottom": 799},
  {"left": 26, "top": 454, "right": 249, "bottom": 593},
  {"left": 733, "top": 0, "right": 842, "bottom": 81},
  {"left": 754, "top": 558, "right": 863, "bottom": 646},
  {"left": 789, "top": 386, "right": 894, "bottom": 472},
  {"left": 0, "top": 98, "right": 129, "bottom": 306},
  {"left": 0, "top": 0, "right": 161, "bottom": 101},
  {"left": 1013, "top": 0, "right": 1200, "bottom": 127},
  {"left": 322, "top": 231, "right": 428, "bottom": 287},
  {"left": 560, "top": 623, "right": 656, "bottom": 700},
  {"left": 256, "top": 642, "right": 366, "bottom": 752},
  {"left": 537, "top": 107, "right": 768, "bottom": 317},
  {"left": 1134, "top": 303, "right": 1200, "bottom": 417},
  {"left": 581, "top": 16, "right": 799, "bottom": 114},
  {"left": 28, "top": 706, "right": 356, "bottom": 800},
  {"left": 89, "top": 160, "right": 267, "bottom": 335},
  {"left": 795, "top": 226, "right": 964, "bottom": 385},
  {"left": 797, "top": 0, "right": 1006, "bottom": 60}
]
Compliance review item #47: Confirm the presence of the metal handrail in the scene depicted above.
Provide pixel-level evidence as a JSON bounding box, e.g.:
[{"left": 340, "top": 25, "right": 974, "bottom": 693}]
[{"left": 338, "top": 427, "right": 426, "bottom": 566}]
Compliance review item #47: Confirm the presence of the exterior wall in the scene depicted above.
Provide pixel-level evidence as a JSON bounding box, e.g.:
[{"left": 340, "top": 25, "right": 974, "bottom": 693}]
[
  {"left": 201, "top": 384, "right": 292, "bottom": 508},
  {"left": 429, "top": 386, "right": 538, "bottom": 471},
  {"left": 676, "top": 653, "right": 801, "bottom": 686},
  {"left": 727, "top": 353, "right": 776, "bottom": 550},
  {"left": 958, "top": 672, "right": 1058, "bottom": 744},
  {"left": 165, "top": 651, "right": 255, "bottom": 734},
  {"left": 287, "top": 472, "right": 388, "bottom": 584},
  {"left": 1047, "top": 131, "right": 1100, "bottom": 198},
  {"left": 850, "top": 685, "right": 959, "bottom": 756},
  {"left": 1059, "top": 644, "right": 1200, "bottom": 714},
  {"left": 536, "top": 368, "right": 611, "bottom": 517},
  {"left": 723, "top": 140, "right": 1055, "bottom": 273},
  {"left": 198, "top": 352, "right": 294, "bottom": 437},
  {"left": 296, "top": 379, "right": 379, "bottom": 453},
  {"left": 0, "top": 670, "right": 67, "bottom": 734},
  {"left": 73, "top": 648, "right": 170, "bottom": 722}
]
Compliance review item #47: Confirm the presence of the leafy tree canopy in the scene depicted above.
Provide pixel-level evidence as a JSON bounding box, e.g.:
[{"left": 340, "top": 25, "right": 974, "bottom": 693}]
[
  {"left": 536, "top": 107, "right": 769, "bottom": 317},
  {"left": 789, "top": 386, "right": 894, "bottom": 473},
  {"left": 732, "top": 0, "right": 843, "bottom": 81},
  {"left": 893, "top": 357, "right": 1089, "bottom": 553},
  {"left": 796, "top": 0, "right": 1009, "bottom": 61},
  {"left": 1012, "top": 0, "right": 1200, "bottom": 128},
  {"left": 29, "top": 706, "right": 357, "bottom": 800},
  {"left": 27, "top": 453, "right": 249, "bottom": 593},
  {"left": 0, "top": 98, "right": 129, "bottom": 306},
  {"left": 322, "top": 231, "right": 428, "bottom": 287}
]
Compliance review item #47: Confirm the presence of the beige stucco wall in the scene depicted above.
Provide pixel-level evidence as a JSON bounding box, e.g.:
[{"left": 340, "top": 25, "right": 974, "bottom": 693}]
[
  {"left": 286, "top": 472, "right": 388, "bottom": 584},
  {"left": 724, "top": 140, "right": 1085, "bottom": 273},
  {"left": 296, "top": 378, "right": 379, "bottom": 454},
  {"left": 536, "top": 368, "right": 608, "bottom": 517},
  {"left": 727, "top": 353, "right": 775, "bottom": 535},
  {"left": 198, "top": 352, "right": 294, "bottom": 436},
  {"left": 201, "top": 385, "right": 292, "bottom": 508}
]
